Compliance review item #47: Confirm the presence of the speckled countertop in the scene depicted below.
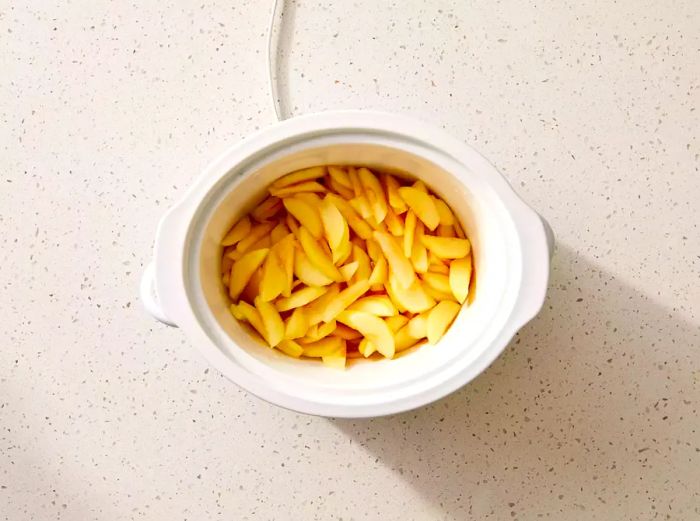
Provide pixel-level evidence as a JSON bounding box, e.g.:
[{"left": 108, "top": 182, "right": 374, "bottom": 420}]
[{"left": 2, "top": 1, "right": 699, "bottom": 519}]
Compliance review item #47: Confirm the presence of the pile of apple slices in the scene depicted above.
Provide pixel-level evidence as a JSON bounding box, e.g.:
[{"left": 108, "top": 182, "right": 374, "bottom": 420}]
[{"left": 221, "top": 165, "right": 473, "bottom": 369}]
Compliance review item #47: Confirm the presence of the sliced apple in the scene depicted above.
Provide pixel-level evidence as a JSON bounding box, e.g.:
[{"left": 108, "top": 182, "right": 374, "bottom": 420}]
[
  {"left": 331, "top": 323, "right": 362, "bottom": 340},
  {"left": 422, "top": 283, "right": 457, "bottom": 303},
  {"left": 383, "top": 173, "right": 407, "bottom": 213},
  {"left": 403, "top": 210, "right": 416, "bottom": 257},
  {"left": 339, "top": 260, "right": 359, "bottom": 281},
  {"left": 276, "top": 234, "right": 295, "bottom": 297},
  {"left": 294, "top": 247, "right": 334, "bottom": 286},
  {"left": 358, "top": 167, "right": 387, "bottom": 223},
  {"left": 420, "top": 235, "right": 471, "bottom": 259},
  {"left": 358, "top": 338, "right": 376, "bottom": 358},
  {"left": 385, "top": 314, "right": 409, "bottom": 333},
  {"left": 351, "top": 244, "right": 372, "bottom": 283},
  {"left": 328, "top": 166, "right": 352, "bottom": 188},
  {"left": 234, "top": 301, "right": 268, "bottom": 343},
  {"left": 229, "top": 248, "right": 269, "bottom": 301},
  {"left": 325, "top": 194, "right": 373, "bottom": 240},
  {"left": 411, "top": 221, "right": 428, "bottom": 273},
  {"left": 421, "top": 271, "right": 452, "bottom": 294},
  {"left": 271, "top": 166, "right": 326, "bottom": 188},
  {"left": 298, "top": 227, "right": 343, "bottom": 282},
  {"left": 407, "top": 313, "right": 428, "bottom": 338},
  {"left": 328, "top": 177, "right": 355, "bottom": 199},
  {"left": 251, "top": 196, "right": 282, "bottom": 222},
  {"left": 398, "top": 186, "right": 440, "bottom": 231},
  {"left": 302, "top": 320, "right": 337, "bottom": 342},
  {"left": 259, "top": 245, "right": 286, "bottom": 301},
  {"left": 235, "top": 221, "right": 275, "bottom": 253},
  {"left": 321, "top": 341, "right": 346, "bottom": 369},
  {"left": 349, "top": 196, "right": 372, "bottom": 219},
  {"left": 302, "top": 336, "right": 343, "bottom": 357},
  {"left": 277, "top": 339, "right": 303, "bottom": 357},
  {"left": 394, "top": 325, "right": 419, "bottom": 352},
  {"left": 270, "top": 221, "right": 291, "bottom": 244},
  {"left": 305, "top": 283, "right": 341, "bottom": 325},
  {"left": 254, "top": 296, "right": 284, "bottom": 347},
  {"left": 449, "top": 256, "right": 472, "bottom": 304},
  {"left": 274, "top": 285, "right": 327, "bottom": 312},
  {"left": 429, "top": 262, "right": 449, "bottom": 275},
  {"left": 222, "top": 216, "right": 251, "bottom": 246},
  {"left": 374, "top": 231, "right": 416, "bottom": 289},
  {"left": 336, "top": 310, "right": 395, "bottom": 358},
  {"left": 365, "top": 238, "right": 381, "bottom": 263},
  {"left": 348, "top": 295, "right": 397, "bottom": 316},
  {"left": 283, "top": 197, "right": 323, "bottom": 239},
  {"left": 386, "top": 271, "right": 435, "bottom": 313},
  {"left": 384, "top": 206, "right": 404, "bottom": 236},
  {"left": 320, "top": 279, "right": 371, "bottom": 323},
  {"left": 368, "top": 255, "right": 388, "bottom": 288},
  {"left": 269, "top": 181, "right": 326, "bottom": 197},
  {"left": 284, "top": 307, "right": 310, "bottom": 339},
  {"left": 427, "top": 300, "right": 461, "bottom": 344},
  {"left": 433, "top": 197, "right": 455, "bottom": 225},
  {"left": 319, "top": 197, "right": 349, "bottom": 255},
  {"left": 437, "top": 225, "right": 456, "bottom": 237},
  {"left": 240, "top": 266, "right": 263, "bottom": 303}
]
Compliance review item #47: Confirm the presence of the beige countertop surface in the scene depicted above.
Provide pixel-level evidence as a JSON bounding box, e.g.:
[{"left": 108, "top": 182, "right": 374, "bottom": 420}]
[{"left": 2, "top": 1, "right": 698, "bottom": 519}]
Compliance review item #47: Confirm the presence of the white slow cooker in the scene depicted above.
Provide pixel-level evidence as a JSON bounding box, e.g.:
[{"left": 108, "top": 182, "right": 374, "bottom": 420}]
[{"left": 140, "top": 111, "right": 554, "bottom": 418}]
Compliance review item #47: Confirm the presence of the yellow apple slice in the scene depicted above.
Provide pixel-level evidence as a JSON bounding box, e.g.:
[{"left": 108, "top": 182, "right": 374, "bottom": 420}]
[
  {"left": 403, "top": 210, "right": 416, "bottom": 257},
  {"left": 386, "top": 272, "right": 435, "bottom": 313},
  {"left": 421, "top": 272, "right": 452, "bottom": 294},
  {"left": 331, "top": 323, "right": 362, "bottom": 340},
  {"left": 229, "top": 248, "right": 269, "bottom": 301},
  {"left": 412, "top": 180, "right": 428, "bottom": 193},
  {"left": 398, "top": 186, "right": 440, "bottom": 231},
  {"left": 433, "top": 197, "right": 455, "bottom": 226},
  {"left": 383, "top": 173, "right": 407, "bottom": 213},
  {"left": 422, "top": 283, "right": 457, "bottom": 303},
  {"left": 385, "top": 314, "right": 409, "bottom": 333},
  {"left": 429, "top": 262, "right": 449, "bottom": 275},
  {"left": 301, "top": 320, "right": 337, "bottom": 342},
  {"left": 319, "top": 197, "right": 349, "bottom": 252},
  {"left": 365, "top": 238, "right": 381, "bottom": 263},
  {"left": 277, "top": 339, "right": 303, "bottom": 357},
  {"left": 298, "top": 227, "right": 343, "bottom": 282},
  {"left": 374, "top": 231, "right": 416, "bottom": 289},
  {"left": 222, "top": 216, "right": 251, "bottom": 246},
  {"left": 368, "top": 255, "right": 388, "bottom": 288},
  {"left": 294, "top": 247, "right": 334, "bottom": 286},
  {"left": 420, "top": 235, "right": 471, "bottom": 259},
  {"left": 407, "top": 313, "right": 428, "bottom": 338},
  {"left": 339, "top": 260, "right": 359, "bottom": 281},
  {"left": 351, "top": 244, "right": 372, "bottom": 283},
  {"left": 349, "top": 196, "right": 372, "bottom": 219},
  {"left": 426, "top": 300, "right": 461, "bottom": 344},
  {"left": 336, "top": 310, "right": 395, "bottom": 358},
  {"left": 328, "top": 166, "right": 352, "bottom": 188},
  {"left": 269, "top": 181, "right": 326, "bottom": 197},
  {"left": 274, "top": 285, "right": 327, "bottom": 312},
  {"left": 348, "top": 295, "right": 397, "bottom": 316},
  {"left": 325, "top": 194, "right": 373, "bottom": 240},
  {"left": 259, "top": 245, "right": 286, "bottom": 301},
  {"left": 270, "top": 221, "right": 290, "bottom": 244},
  {"left": 320, "top": 280, "right": 371, "bottom": 323},
  {"left": 394, "top": 325, "right": 420, "bottom": 352},
  {"left": 234, "top": 301, "right": 268, "bottom": 343},
  {"left": 284, "top": 307, "right": 310, "bottom": 339},
  {"left": 276, "top": 234, "right": 295, "bottom": 297},
  {"left": 384, "top": 206, "right": 404, "bottom": 236},
  {"left": 235, "top": 221, "right": 275, "bottom": 253},
  {"left": 251, "top": 196, "right": 282, "bottom": 222},
  {"left": 271, "top": 166, "right": 326, "bottom": 188},
  {"left": 283, "top": 197, "right": 323, "bottom": 239},
  {"left": 254, "top": 296, "right": 284, "bottom": 347},
  {"left": 437, "top": 225, "right": 456, "bottom": 238},
  {"left": 302, "top": 336, "right": 343, "bottom": 357},
  {"left": 240, "top": 266, "right": 263, "bottom": 303},
  {"left": 358, "top": 338, "right": 376, "bottom": 358},
  {"left": 449, "top": 256, "right": 472, "bottom": 304},
  {"left": 358, "top": 167, "right": 388, "bottom": 223},
  {"left": 321, "top": 341, "right": 346, "bottom": 369},
  {"left": 411, "top": 221, "right": 428, "bottom": 273},
  {"left": 328, "top": 177, "right": 355, "bottom": 199},
  {"left": 333, "top": 233, "right": 352, "bottom": 265},
  {"left": 453, "top": 219, "right": 466, "bottom": 239},
  {"left": 305, "top": 283, "right": 341, "bottom": 325}
]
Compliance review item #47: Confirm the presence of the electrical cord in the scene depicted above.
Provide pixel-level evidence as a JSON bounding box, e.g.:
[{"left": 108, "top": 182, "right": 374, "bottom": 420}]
[{"left": 267, "top": 0, "right": 284, "bottom": 121}]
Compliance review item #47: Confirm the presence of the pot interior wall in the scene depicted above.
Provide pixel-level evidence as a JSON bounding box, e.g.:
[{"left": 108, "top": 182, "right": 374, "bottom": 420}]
[{"left": 197, "top": 142, "right": 508, "bottom": 390}]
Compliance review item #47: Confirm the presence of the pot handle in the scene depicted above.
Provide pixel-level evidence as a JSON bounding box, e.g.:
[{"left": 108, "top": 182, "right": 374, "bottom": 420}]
[{"left": 140, "top": 261, "right": 178, "bottom": 327}]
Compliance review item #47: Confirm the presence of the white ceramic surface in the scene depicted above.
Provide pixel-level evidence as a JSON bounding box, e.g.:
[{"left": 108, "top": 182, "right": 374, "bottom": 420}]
[{"left": 141, "top": 111, "right": 553, "bottom": 417}]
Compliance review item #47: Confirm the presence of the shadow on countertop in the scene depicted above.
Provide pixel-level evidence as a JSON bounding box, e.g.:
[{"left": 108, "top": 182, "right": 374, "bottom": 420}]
[{"left": 328, "top": 242, "right": 700, "bottom": 519}]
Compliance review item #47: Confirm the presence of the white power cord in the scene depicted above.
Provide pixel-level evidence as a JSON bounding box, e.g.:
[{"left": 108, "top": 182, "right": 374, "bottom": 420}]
[{"left": 267, "top": 0, "right": 284, "bottom": 121}]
